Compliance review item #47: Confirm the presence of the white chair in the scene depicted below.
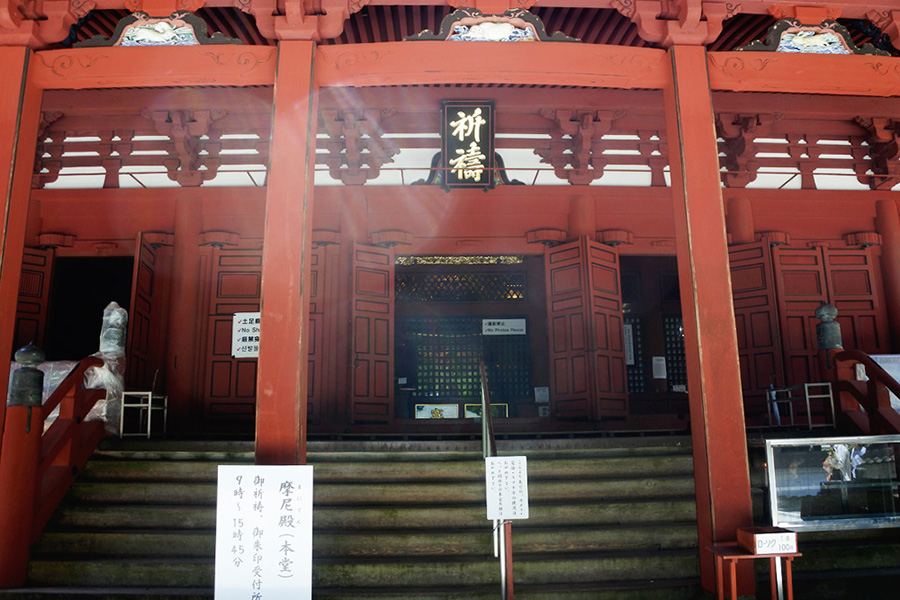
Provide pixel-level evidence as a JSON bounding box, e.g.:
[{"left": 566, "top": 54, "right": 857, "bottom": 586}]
[
  {"left": 120, "top": 371, "right": 168, "bottom": 438},
  {"left": 766, "top": 382, "right": 834, "bottom": 429}
]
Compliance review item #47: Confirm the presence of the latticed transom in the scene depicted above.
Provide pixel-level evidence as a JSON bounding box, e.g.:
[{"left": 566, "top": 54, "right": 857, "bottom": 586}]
[{"left": 396, "top": 272, "right": 525, "bottom": 303}]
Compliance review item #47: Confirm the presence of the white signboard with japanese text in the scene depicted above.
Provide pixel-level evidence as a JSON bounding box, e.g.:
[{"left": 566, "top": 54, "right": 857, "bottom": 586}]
[
  {"left": 215, "top": 465, "right": 313, "bottom": 600},
  {"left": 232, "top": 312, "right": 261, "bottom": 358},
  {"left": 482, "top": 318, "right": 526, "bottom": 336},
  {"left": 485, "top": 456, "right": 529, "bottom": 520}
]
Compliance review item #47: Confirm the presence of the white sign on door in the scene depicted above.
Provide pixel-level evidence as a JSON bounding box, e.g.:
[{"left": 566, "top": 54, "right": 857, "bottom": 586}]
[
  {"left": 215, "top": 465, "right": 313, "bottom": 600},
  {"left": 232, "top": 312, "right": 261, "bottom": 358}
]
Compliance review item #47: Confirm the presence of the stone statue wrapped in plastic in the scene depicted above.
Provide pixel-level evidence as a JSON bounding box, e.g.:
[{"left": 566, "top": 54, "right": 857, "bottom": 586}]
[{"left": 84, "top": 301, "right": 128, "bottom": 433}]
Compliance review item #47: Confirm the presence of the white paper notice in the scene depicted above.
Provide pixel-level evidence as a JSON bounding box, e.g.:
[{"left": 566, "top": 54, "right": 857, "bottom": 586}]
[
  {"left": 215, "top": 465, "right": 313, "bottom": 600},
  {"left": 232, "top": 312, "right": 261, "bottom": 358},
  {"left": 485, "top": 456, "right": 529, "bottom": 520},
  {"left": 652, "top": 356, "right": 667, "bottom": 379},
  {"left": 624, "top": 324, "right": 634, "bottom": 366}
]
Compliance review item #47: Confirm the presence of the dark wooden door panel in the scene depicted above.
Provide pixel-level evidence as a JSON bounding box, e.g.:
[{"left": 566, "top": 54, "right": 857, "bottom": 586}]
[
  {"left": 546, "top": 240, "right": 591, "bottom": 418},
  {"left": 773, "top": 245, "right": 888, "bottom": 389},
  {"left": 586, "top": 242, "right": 627, "bottom": 417},
  {"left": 14, "top": 247, "right": 53, "bottom": 354},
  {"left": 824, "top": 247, "right": 888, "bottom": 355},
  {"left": 545, "top": 238, "right": 625, "bottom": 420},
  {"left": 773, "top": 247, "right": 827, "bottom": 386},
  {"left": 202, "top": 249, "right": 262, "bottom": 423},
  {"left": 350, "top": 243, "right": 394, "bottom": 423},
  {"left": 729, "top": 241, "right": 785, "bottom": 424},
  {"left": 126, "top": 234, "right": 171, "bottom": 390}
]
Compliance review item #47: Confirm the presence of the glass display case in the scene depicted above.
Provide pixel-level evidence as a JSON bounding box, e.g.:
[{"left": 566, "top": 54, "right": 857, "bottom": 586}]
[{"left": 766, "top": 435, "right": 900, "bottom": 531}]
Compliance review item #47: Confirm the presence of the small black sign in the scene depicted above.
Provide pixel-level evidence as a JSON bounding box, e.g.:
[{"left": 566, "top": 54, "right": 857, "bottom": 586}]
[{"left": 441, "top": 100, "right": 495, "bottom": 190}]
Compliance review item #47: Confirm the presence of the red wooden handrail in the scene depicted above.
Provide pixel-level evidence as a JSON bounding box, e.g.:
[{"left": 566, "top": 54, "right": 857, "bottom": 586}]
[
  {"left": 832, "top": 349, "right": 900, "bottom": 435},
  {"left": 0, "top": 356, "right": 111, "bottom": 587}
]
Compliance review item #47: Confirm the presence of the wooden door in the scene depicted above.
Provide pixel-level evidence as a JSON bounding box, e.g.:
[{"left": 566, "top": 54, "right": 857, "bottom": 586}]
[
  {"left": 350, "top": 243, "right": 394, "bottom": 423},
  {"left": 545, "top": 237, "right": 626, "bottom": 420},
  {"left": 772, "top": 246, "right": 829, "bottom": 386},
  {"left": 127, "top": 233, "right": 172, "bottom": 389},
  {"left": 729, "top": 241, "right": 785, "bottom": 424},
  {"left": 587, "top": 240, "right": 628, "bottom": 418},
  {"left": 202, "top": 248, "right": 263, "bottom": 425},
  {"left": 13, "top": 247, "right": 53, "bottom": 354},
  {"left": 823, "top": 247, "right": 889, "bottom": 355},
  {"left": 773, "top": 245, "right": 888, "bottom": 386},
  {"left": 306, "top": 245, "right": 325, "bottom": 425}
]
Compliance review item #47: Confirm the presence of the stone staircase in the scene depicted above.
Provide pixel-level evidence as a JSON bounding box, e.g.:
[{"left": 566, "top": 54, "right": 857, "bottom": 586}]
[{"left": 1, "top": 436, "right": 704, "bottom": 599}]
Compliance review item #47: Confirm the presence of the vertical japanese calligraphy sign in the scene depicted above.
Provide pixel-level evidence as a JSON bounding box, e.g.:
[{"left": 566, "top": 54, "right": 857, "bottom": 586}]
[
  {"left": 485, "top": 456, "right": 529, "bottom": 520},
  {"left": 441, "top": 100, "right": 495, "bottom": 190},
  {"left": 215, "top": 465, "right": 314, "bottom": 600}
]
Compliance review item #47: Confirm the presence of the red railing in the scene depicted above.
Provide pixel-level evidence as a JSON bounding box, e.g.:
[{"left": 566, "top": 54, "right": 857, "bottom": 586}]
[
  {"left": 831, "top": 349, "right": 900, "bottom": 435},
  {"left": 0, "top": 356, "right": 109, "bottom": 587}
]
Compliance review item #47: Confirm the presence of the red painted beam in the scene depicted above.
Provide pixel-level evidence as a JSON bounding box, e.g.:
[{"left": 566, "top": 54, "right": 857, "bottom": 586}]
[
  {"left": 665, "top": 45, "right": 754, "bottom": 594},
  {"left": 255, "top": 41, "right": 319, "bottom": 465},
  {"left": 0, "top": 47, "right": 41, "bottom": 464},
  {"left": 31, "top": 46, "right": 277, "bottom": 90},
  {"left": 708, "top": 52, "right": 900, "bottom": 96},
  {"left": 316, "top": 42, "right": 669, "bottom": 88}
]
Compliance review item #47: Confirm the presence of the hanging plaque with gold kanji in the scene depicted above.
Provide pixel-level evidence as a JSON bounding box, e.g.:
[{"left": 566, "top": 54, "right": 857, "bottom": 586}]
[{"left": 441, "top": 100, "right": 495, "bottom": 190}]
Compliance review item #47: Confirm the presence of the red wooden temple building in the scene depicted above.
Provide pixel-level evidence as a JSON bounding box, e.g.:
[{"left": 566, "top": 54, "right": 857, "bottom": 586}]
[{"left": 2, "top": 0, "right": 900, "bottom": 594}]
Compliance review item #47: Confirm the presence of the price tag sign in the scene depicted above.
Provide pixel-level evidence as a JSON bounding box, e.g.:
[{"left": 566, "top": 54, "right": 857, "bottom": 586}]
[
  {"left": 754, "top": 531, "right": 797, "bottom": 554},
  {"left": 737, "top": 527, "right": 797, "bottom": 555}
]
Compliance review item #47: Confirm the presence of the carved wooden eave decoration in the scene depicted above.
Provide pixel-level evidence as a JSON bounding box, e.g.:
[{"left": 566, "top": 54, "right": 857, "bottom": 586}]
[
  {"left": 535, "top": 109, "right": 622, "bottom": 186},
  {"left": 140, "top": 108, "right": 227, "bottom": 187},
  {"left": 738, "top": 18, "right": 890, "bottom": 56},
  {"left": 405, "top": 8, "right": 580, "bottom": 42},
  {"left": 854, "top": 116, "right": 900, "bottom": 190},
  {"left": 614, "top": 0, "right": 733, "bottom": 47},
  {"left": 76, "top": 12, "right": 242, "bottom": 47},
  {"left": 248, "top": 0, "right": 356, "bottom": 41},
  {"left": 321, "top": 109, "right": 399, "bottom": 185}
]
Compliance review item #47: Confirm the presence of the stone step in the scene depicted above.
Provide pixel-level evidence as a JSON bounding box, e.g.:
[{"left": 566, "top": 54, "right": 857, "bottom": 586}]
[
  {"left": 0, "top": 582, "right": 707, "bottom": 600},
  {"left": 32, "top": 523, "right": 700, "bottom": 559},
  {"left": 46, "top": 499, "right": 698, "bottom": 531},
  {"left": 79, "top": 454, "right": 694, "bottom": 485},
  {"left": 25, "top": 550, "right": 699, "bottom": 589},
  {"left": 94, "top": 436, "right": 692, "bottom": 457},
  {"left": 15, "top": 438, "right": 705, "bottom": 599},
  {"left": 63, "top": 475, "right": 695, "bottom": 506}
]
